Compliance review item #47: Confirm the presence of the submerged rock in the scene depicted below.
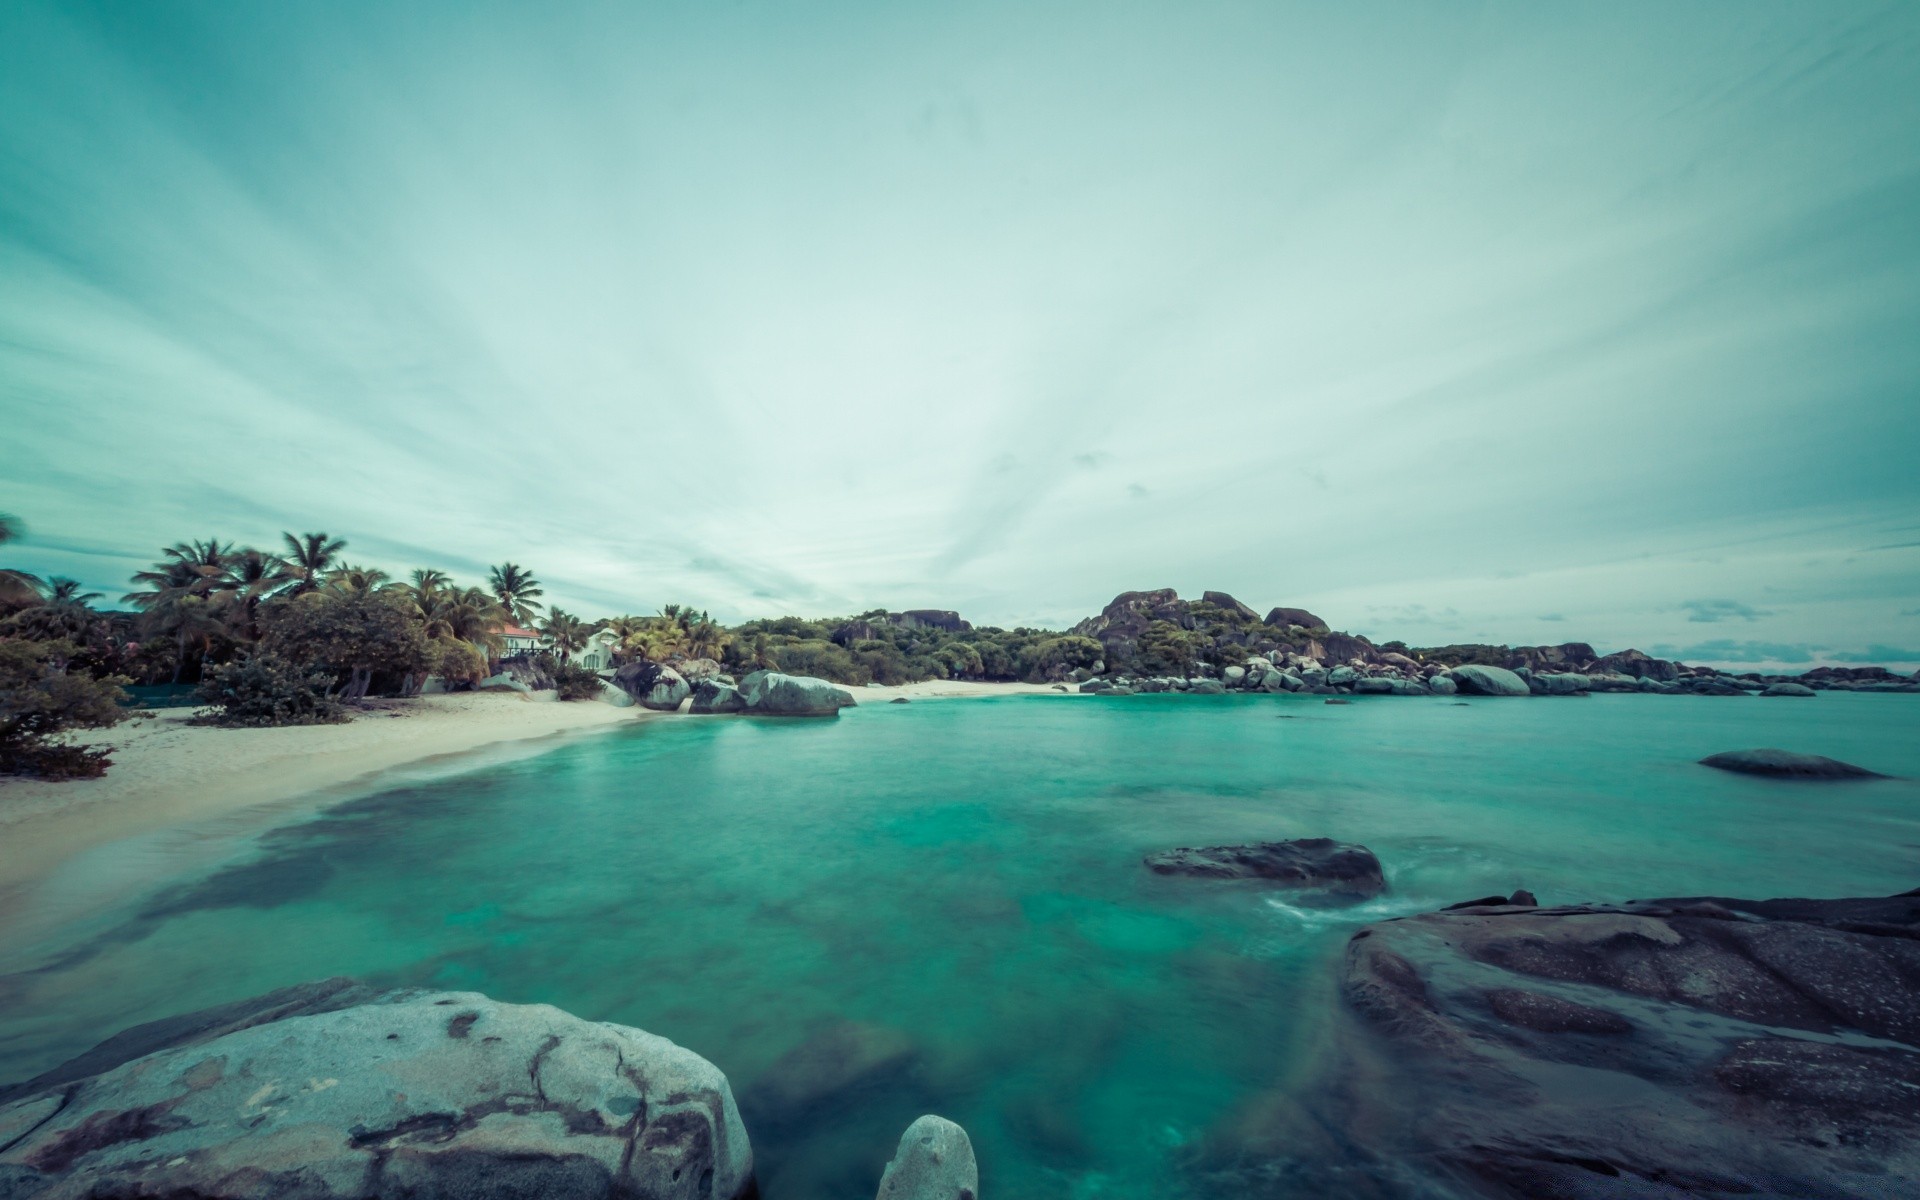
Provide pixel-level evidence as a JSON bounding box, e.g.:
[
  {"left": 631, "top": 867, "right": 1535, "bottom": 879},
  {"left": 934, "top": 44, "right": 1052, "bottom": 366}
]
[
  {"left": 1321, "top": 889, "right": 1920, "bottom": 1198},
  {"left": 1143, "top": 838, "right": 1386, "bottom": 899},
  {"left": 1700, "top": 748, "right": 1884, "bottom": 779},
  {"left": 890, "top": 696, "right": 912, "bottom": 704},
  {"left": 0, "top": 981, "right": 753, "bottom": 1200},
  {"left": 876, "top": 1114, "right": 978, "bottom": 1200},
  {"left": 738, "top": 670, "right": 856, "bottom": 716},
  {"left": 1447, "top": 665, "right": 1530, "bottom": 696},
  {"left": 743, "top": 1020, "right": 918, "bottom": 1133}
]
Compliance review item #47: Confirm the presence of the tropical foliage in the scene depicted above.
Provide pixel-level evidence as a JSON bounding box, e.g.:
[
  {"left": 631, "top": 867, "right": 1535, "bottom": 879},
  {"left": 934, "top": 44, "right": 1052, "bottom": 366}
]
[
  {"left": 194, "top": 652, "right": 346, "bottom": 728},
  {"left": 0, "top": 639, "right": 128, "bottom": 778}
]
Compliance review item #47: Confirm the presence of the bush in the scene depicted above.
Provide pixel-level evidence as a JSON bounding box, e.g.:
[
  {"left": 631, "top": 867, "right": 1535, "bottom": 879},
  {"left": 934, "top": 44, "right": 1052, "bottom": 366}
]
[
  {"left": 429, "top": 637, "right": 488, "bottom": 688},
  {"left": 264, "top": 591, "right": 429, "bottom": 699},
  {"left": 193, "top": 652, "right": 347, "bottom": 727},
  {"left": 0, "top": 640, "right": 129, "bottom": 779},
  {"left": 552, "top": 660, "right": 604, "bottom": 701}
]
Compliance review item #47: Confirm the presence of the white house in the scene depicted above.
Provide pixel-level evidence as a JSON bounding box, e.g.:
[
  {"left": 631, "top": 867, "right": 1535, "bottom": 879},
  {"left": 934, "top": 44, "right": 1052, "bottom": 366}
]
[{"left": 495, "top": 623, "right": 616, "bottom": 672}]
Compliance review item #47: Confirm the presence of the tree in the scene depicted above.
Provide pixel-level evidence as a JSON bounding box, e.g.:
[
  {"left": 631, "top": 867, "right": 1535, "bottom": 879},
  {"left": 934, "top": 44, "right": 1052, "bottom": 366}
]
[
  {"left": 537, "top": 608, "right": 592, "bottom": 660},
  {"left": 264, "top": 591, "right": 429, "bottom": 700},
  {"left": 489, "top": 563, "right": 544, "bottom": 626},
  {"left": 281, "top": 532, "right": 346, "bottom": 597},
  {"left": 139, "top": 592, "right": 230, "bottom": 683},
  {"left": 45, "top": 578, "right": 101, "bottom": 605},
  {"left": 0, "top": 640, "right": 129, "bottom": 778},
  {"left": 321, "top": 564, "right": 391, "bottom": 598},
  {"left": 214, "top": 549, "right": 292, "bottom": 642},
  {"left": 194, "top": 652, "right": 347, "bottom": 727},
  {"left": 420, "top": 586, "right": 506, "bottom": 659}
]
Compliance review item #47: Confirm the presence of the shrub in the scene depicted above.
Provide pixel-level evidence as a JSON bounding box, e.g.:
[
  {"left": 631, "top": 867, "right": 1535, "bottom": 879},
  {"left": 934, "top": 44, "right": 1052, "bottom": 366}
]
[
  {"left": 552, "top": 660, "right": 604, "bottom": 701},
  {"left": 429, "top": 637, "right": 488, "bottom": 688},
  {"left": 193, "top": 652, "right": 347, "bottom": 727},
  {"left": 0, "top": 640, "right": 129, "bottom": 779},
  {"left": 264, "top": 591, "right": 429, "bottom": 699}
]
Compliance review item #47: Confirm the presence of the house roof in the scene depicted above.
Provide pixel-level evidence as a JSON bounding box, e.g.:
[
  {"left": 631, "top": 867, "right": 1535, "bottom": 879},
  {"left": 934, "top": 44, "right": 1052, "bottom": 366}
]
[{"left": 499, "top": 624, "right": 542, "bottom": 639}]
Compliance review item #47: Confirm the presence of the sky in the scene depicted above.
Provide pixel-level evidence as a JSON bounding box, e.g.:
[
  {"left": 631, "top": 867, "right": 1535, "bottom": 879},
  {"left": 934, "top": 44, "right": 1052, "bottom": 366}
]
[{"left": 2, "top": 1, "right": 1917, "bottom": 669}]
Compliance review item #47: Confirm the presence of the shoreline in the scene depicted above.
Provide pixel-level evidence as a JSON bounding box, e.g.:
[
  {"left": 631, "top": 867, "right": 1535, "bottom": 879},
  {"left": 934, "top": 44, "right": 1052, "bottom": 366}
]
[{"left": 0, "top": 681, "right": 1067, "bottom": 956}]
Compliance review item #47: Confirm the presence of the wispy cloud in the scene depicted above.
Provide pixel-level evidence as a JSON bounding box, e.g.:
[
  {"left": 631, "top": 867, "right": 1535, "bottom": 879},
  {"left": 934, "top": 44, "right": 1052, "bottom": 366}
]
[{"left": 1680, "top": 599, "right": 1774, "bottom": 624}]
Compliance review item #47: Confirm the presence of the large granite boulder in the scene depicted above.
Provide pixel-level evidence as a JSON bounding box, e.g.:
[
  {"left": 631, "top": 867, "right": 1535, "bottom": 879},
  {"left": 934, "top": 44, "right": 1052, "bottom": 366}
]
[
  {"left": 0, "top": 981, "right": 753, "bottom": 1200},
  {"left": 1069, "top": 588, "right": 1189, "bottom": 665},
  {"left": 1528, "top": 671, "right": 1590, "bottom": 696},
  {"left": 1447, "top": 664, "right": 1530, "bottom": 696},
  {"left": 1200, "top": 591, "right": 1260, "bottom": 622},
  {"left": 1264, "top": 607, "right": 1328, "bottom": 631},
  {"left": 1506, "top": 642, "right": 1598, "bottom": 673},
  {"left": 497, "top": 653, "right": 557, "bottom": 691},
  {"left": 1307, "top": 633, "right": 1376, "bottom": 666},
  {"left": 689, "top": 679, "right": 745, "bottom": 714},
  {"left": 1588, "top": 648, "right": 1682, "bottom": 682},
  {"left": 671, "top": 657, "right": 723, "bottom": 684},
  {"left": 1188, "top": 679, "right": 1226, "bottom": 695},
  {"left": 875, "top": 1115, "right": 977, "bottom": 1200},
  {"left": 1426, "top": 674, "right": 1458, "bottom": 695},
  {"left": 1144, "top": 838, "right": 1386, "bottom": 900},
  {"left": 1315, "top": 890, "right": 1920, "bottom": 1198},
  {"left": 738, "top": 670, "right": 856, "bottom": 717},
  {"left": 615, "top": 662, "right": 692, "bottom": 711},
  {"left": 1763, "top": 681, "right": 1817, "bottom": 697},
  {"left": 1700, "top": 748, "right": 1884, "bottom": 779}
]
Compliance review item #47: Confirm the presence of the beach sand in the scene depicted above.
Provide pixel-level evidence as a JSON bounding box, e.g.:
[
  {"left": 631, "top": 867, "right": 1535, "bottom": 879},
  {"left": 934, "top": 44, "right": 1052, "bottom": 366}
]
[{"left": 0, "top": 680, "right": 1075, "bottom": 946}]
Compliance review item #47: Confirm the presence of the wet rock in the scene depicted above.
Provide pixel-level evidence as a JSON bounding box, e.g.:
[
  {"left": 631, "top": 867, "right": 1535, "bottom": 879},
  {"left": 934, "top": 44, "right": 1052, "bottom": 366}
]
[
  {"left": 1324, "top": 697, "right": 1350, "bottom": 705},
  {"left": 0, "top": 983, "right": 753, "bottom": 1200},
  {"left": 738, "top": 670, "right": 856, "bottom": 716},
  {"left": 1763, "top": 682, "right": 1817, "bottom": 697},
  {"left": 1323, "top": 889, "right": 1920, "bottom": 1197},
  {"left": 890, "top": 696, "right": 912, "bottom": 704},
  {"left": 1222, "top": 666, "right": 1247, "bottom": 686},
  {"left": 1426, "top": 674, "right": 1458, "bottom": 695},
  {"left": 1189, "top": 679, "right": 1226, "bottom": 695},
  {"left": 1527, "top": 672, "right": 1590, "bottom": 696},
  {"left": 875, "top": 1114, "right": 978, "bottom": 1200},
  {"left": 690, "top": 678, "right": 745, "bottom": 714},
  {"left": 1447, "top": 665, "right": 1530, "bottom": 696},
  {"left": 1700, "top": 748, "right": 1884, "bottom": 779},
  {"left": 1143, "top": 838, "right": 1386, "bottom": 899}
]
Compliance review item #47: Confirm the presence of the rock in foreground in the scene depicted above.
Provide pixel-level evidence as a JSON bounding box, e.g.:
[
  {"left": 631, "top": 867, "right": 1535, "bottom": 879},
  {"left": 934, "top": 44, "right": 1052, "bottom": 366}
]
[
  {"left": 0, "top": 981, "right": 753, "bottom": 1200},
  {"left": 1700, "top": 748, "right": 1884, "bottom": 779},
  {"left": 1446, "top": 665, "right": 1530, "bottom": 696},
  {"left": 739, "top": 670, "right": 857, "bottom": 716},
  {"left": 1324, "top": 890, "right": 1920, "bottom": 1198},
  {"left": 1144, "top": 838, "right": 1386, "bottom": 899},
  {"left": 876, "top": 1115, "right": 978, "bottom": 1200}
]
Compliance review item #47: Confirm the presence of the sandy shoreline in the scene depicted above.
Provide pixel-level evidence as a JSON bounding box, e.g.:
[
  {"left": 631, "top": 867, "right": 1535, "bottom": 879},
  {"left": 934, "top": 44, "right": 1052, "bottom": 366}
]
[{"left": 0, "top": 681, "right": 1069, "bottom": 949}]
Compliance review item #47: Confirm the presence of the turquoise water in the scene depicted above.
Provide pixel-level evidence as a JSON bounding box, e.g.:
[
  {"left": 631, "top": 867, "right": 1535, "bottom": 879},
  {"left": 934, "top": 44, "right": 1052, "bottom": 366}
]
[{"left": 2, "top": 693, "right": 1917, "bottom": 1197}]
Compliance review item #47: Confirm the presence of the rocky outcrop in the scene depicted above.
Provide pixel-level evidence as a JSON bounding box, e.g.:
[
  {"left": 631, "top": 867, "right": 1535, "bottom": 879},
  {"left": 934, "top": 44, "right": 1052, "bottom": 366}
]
[
  {"left": 896, "top": 610, "right": 971, "bottom": 633},
  {"left": 1505, "top": 642, "right": 1598, "bottom": 673},
  {"left": 496, "top": 653, "right": 557, "bottom": 691},
  {"left": 1200, "top": 591, "right": 1260, "bottom": 622},
  {"left": 1068, "top": 588, "right": 1188, "bottom": 664},
  {"left": 1144, "top": 838, "right": 1386, "bottom": 899},
  {"left": 1763, "top": 681, "right": 1816, "bottom": 697},
  {"left": 0, "top": 981, "right": 753, "bottom": 1200},
  {"left": 1319, "top": 890, "right": 1920, "bottom": 1198},
  {"left": 670, "top": 657, "right": 723, "bottom": 684},
  {"left": 1527, "top": 671, "right": 1590, "bottom": 696},
  {"left": 1264, "top": 607, "right": 1327, "bottom": 631},
  {"left": 738, "top": 670, "right": 856, "bottom": 717},
  {"left": 875, "top": 1115, "right": 977, "bottom": 1200},
  {"left": 689, "top": 679, "right": 744, "bottom": 714},
  {"left": 1447, "top": 664, "right": 1530, "bottom": 696},
  {"left": 615, "top": 661, "right": 691, "bottom": 711},
  {"left": 1701, "top": 748, "right": 1884, "bottom": 779},
  {"left": 1587, "top": 648, "right": 1681, "bottom": 682}
]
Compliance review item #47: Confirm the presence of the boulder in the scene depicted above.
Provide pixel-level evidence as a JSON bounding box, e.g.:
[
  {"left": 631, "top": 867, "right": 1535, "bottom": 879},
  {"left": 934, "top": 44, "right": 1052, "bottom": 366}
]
[
  {"left": 1200, "top": 591, "right": 1261, "bottom": 622},
  {"left": 1528, "top": 672, "right": 1590, "bottom": 696},
  {"left": 895, "top": 609, "right": 971, "bottom": 632},
  {"left": 1189, "top": 679, "right": 1226, "bottom": 695},
  {"left": 1426, "top": 675, "right": 1458, "bottom": 695},
  {"left": 889, "top": 696, "right": 911, "bottom": 704},
  {"left": 1700, "top": 748, "right": 1884, "bottom": 779},
  {"left": 1309, "top": 633, "right": 1377, "bottom": 666},
  {"left": 1588, "top": 648, "right": 1681, "bottom": 682},
  {"left": 1317, "top": 890, "right": 1920, "bottom": 1199},
  {"left": 0, "top": 982, "right": 753, "bottom": 1200},
  {"left": 1102, "top": 686, "right": 1135, "bottom": 696},
  {"left": 875, "top": 1114, "right": 977, "bottom": 1200},
  {"left": 671, "top": 657, "right": 724, "bottom": 684},
  {"left": 598, "top": 680, "right": 635, "bottom": 708},
  {"left": 478, "top": 672, "right": 532, "bottom": 694},
  {"left": 497, "top": 653, "right": 557, "bottom": 690},
  {"left": 1222, "top": 665, "right": 1248, "bottom": 686},
  {"left": 1763, "top": 682, "right": 1817, "bottom": 697},
  {"left": 1264, "top": 607, "right": 1328, "bottom": 631},
  {"left": 738, "top": 670, "right": 856, "bottom": 717},
  {"left": 689, "top": 679, "right": 745, "bottom": 714},
  {"left": 614, "top": 662, "right": 692, "bottom": 711},
  {"left": 1448, "top": 665, "right": 1530, "bottom": 696},
  {"left": 1506, "top": 642, "right": 1599, "bottom": 672},
  {"left": 1144, "top": 838, "right": 1386, "bottom": 900},
  {"left": 1327, "top": 665, "right": 1361, "bottom": 686}
]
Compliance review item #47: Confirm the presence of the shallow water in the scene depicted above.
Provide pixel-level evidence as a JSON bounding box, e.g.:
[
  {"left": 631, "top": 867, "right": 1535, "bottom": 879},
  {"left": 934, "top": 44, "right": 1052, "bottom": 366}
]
[{"left": 2, "top": 692, "right": 1917, "bottom": 1197}]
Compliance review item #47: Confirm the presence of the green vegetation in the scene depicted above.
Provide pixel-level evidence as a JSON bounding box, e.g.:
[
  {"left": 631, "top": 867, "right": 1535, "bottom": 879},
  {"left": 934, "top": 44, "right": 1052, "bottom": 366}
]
[
  {"left": 194, "top": 652, "right": 347, "bottom": 728},
  {"left": 0, "top": 639, "right": 128, "bottom": 778}
]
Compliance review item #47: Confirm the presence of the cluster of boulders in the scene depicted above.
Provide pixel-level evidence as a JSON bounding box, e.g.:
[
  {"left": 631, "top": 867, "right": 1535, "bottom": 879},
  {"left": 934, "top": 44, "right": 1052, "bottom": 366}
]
[
  {"left": 0, "top": 983, "right": 977, "bottom": 1200},
  {"left": 611, "top": 664, "right": 856, "bottom": 717}
]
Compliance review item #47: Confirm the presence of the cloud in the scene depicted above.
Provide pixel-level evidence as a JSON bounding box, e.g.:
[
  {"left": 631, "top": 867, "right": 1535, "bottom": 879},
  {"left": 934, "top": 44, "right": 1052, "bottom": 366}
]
[
  {"left": 1828, "top": 645, "right": 1920, "bottom": 664},
  {"left": 1680, "top": 599, "right": 1773, "bottom": 624},
  {"left": 1538, "top": 613, "right": 1565, "bottom": 622},
  {"left": 1651, "top": 640, "right": 1816, "bottom": 663}
]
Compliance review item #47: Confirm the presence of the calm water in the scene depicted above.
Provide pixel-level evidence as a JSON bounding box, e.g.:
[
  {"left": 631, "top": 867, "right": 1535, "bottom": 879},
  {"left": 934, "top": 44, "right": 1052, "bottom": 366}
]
[{"left": 3, "top": 692, "right": 1917, "bottom": 1197}]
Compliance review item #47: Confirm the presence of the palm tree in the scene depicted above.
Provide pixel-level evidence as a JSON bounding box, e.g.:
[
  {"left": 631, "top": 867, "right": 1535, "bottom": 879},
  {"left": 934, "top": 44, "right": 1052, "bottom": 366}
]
[
  {"left": 322, "top": 564, "right": 391, "bottom": 597},
  {"left": 537, "top": 608, "right": 592, "bottom": 660},
  {"left": 489, "top": 562, "right": 544, "bottom": 627},
  {"left": 214, "top": 549, "right": 293, "bottom": 641},
  {"left": 281, "top": 531, "right": 346, "bottom": 597},
  {"left": 45, "top": 577, "right": 102, "bottom": 605},
  {"left": 686, "top": 614, "right": 727, "bottom": 661},
  {"left": 0, "top": 513, "right": 45, "bottom": 612},
  {"left": 125, "top": 539, "right": 233, "bottom": 606},
  {"left": 423, "top": 586, "right": 507, "bottom": 659},
  {"left": 142, "top": 592, "right": 228, "bottom": 683}
]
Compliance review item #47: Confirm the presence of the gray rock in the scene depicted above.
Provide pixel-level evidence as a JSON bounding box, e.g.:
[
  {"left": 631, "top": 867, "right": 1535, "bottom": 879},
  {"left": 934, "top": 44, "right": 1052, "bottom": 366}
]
[
  {"left": 689, "top": 679, "right": 745, "bottom": 714},
  {"left": 1078, "top": 679, "right": 1110, "bottom": 693},
  {"left": 1528, "top": 671, "right": 1590, "bottom": 696},
  {"left": 614, "top": 661, "right": 692, "bottom": 711},
  {"left": 889, "top": 696, "right": 911, "bottom": 704},
  {"left": 0, "top": 984, "right": 753, "bottom": 1200},
  {"left": 1144, "top": 838, "right": 1386, "bottom": 900},
  {"left": 1447, "top": 664, "right": 1530, "bottom": 696},
  {"left": 738, "top": 670, "right": 856, "bottom": 717},
  {"left": 1264, "top": 607, "right": 1328, "bottom": 631},
  {"left": 1222, "top": 666, "right": 1247, "bottom": 686},
  {"left": 1426, "top": 674, "right": 1458, "bottom": 695},
  {"left": 598, "top": 680, "right": 635, "bottom": 708},
  {"left": 1320, "top": 890, "right": 1920, "bottom": 1199},
  {"left": 672, "top": 657, "right": 724, "bottom": 684},
  {"left": 1102, "top": 686, "right": 1135, "bottom": 696},
  {"left": 1700, "top": 748, "right": 1884, "bottom": 779},
  {"left": 1201, "top": 591, "right": 1261, "bottom": 622},
  {"left": 1327, "top": 665, "right": 1361, "bottom": 686},
  {"left": 1763, "top": 682, "right": 1817, "bottom": 697},
  {"left": 1189, "top": 679, "right": 1226, "bottom": 695},
  {"left": 876, "top": 1114, "right": 978, "bottom": 1200},
  {"left": 478, "top": 672, "right": 532, "bottom": 694}
]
